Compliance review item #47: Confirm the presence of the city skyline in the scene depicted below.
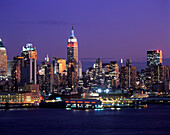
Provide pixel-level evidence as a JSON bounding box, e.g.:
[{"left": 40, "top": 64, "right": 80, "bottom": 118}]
[
  {"left": 0, "top": 0, "right": 169, "bottom": 62},
  {"left": 1, "top": 32, "right": 170, "bottom": 72},
  {"left": 1, "top": 1, "right": 170, "bottom": 135}
]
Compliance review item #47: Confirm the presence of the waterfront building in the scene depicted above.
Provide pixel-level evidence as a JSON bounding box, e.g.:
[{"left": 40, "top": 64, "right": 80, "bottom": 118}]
[
  {"left": 0, "top": 84, "right": 40, "bottom": 103},
  {"left": 24, "top": 84, "right": 40, "bottom": 103},
  {"left": 0, "top": 39, "right": 7, "bottom": 78},
  {"left": 0, "top": 92, "right": 25, "bottom": 102}
]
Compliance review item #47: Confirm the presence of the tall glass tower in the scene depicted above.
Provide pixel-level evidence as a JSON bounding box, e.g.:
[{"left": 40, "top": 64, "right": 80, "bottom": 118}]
[{"left": 147, "top": 50, "right": 163, "bottom": 67}]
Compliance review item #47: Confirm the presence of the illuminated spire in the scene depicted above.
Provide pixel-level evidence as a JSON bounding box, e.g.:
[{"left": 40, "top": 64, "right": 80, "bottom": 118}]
[
  {"left": 0, "top": 38, "right": 5, "bottom": 48},
  {"left": 70, "top": 25, "right": 75, "bottom": 37},
  {"left": 68, "top": 25, "right": 77, "bottom": 42},
  {"left": 45, "top": 54, "right": 49, "bottom": 62}
]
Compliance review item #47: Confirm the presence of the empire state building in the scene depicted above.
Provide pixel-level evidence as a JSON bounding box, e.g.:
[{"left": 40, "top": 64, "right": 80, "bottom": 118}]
[{"left": 67, "top": 26, "right": 78, "bottom": 63}]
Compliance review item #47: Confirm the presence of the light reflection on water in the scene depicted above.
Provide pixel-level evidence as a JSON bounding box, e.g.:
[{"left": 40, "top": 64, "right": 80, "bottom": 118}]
[{"left": 0, "top": 105, "right": 170, "bottom": 135}]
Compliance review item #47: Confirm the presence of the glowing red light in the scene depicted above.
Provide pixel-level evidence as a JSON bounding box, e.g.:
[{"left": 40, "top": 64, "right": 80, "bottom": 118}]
[{"left": 40, "top": 96, "right": 43, "bottom": 100}]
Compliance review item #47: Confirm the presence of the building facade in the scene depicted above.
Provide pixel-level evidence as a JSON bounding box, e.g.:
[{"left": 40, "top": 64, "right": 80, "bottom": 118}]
[
  {"left": 0, "top": 39, "right": 7, "bottom": 78},
  {"left": 39, "top": 55, "right": 54, "bottom": 95},
  {"left": 53, "top": 57, "right": 66, "bottom": 75},
  {"left": 147, "top": 50, "right": 162, "bottom": 67},
  {"left": 146, "top": 50, "right": 164, "bottom": 89},
  {"left": 67, "top": 26, "right": 78, "bottom": 64},
  {"left": 21, "top": 42, "right": 37, "bottom": 84},
  {"left": 120, "top": 59, "right": 137, "bottom": 89}
]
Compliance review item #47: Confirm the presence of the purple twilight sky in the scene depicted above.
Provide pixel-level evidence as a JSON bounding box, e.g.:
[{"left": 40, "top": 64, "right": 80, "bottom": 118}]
[{"left": 0, "top": 0, "right": 170, "bottom": 63}]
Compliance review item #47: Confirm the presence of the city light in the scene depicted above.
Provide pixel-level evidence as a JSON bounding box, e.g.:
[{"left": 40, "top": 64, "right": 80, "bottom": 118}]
[
  {"left": 105, "top": 89, "right": 109, "bottom": 93},
  {"left": 0, "top": 2, "right": 170, "bottom": 135},
  {"left": 97, "top": 89, "right": 102, "bottom": 93}
]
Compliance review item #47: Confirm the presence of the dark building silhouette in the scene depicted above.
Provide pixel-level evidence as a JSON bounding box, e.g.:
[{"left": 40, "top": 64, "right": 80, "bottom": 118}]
[{"left": 120, "top": 59, "right": 136, "bottom": 89}]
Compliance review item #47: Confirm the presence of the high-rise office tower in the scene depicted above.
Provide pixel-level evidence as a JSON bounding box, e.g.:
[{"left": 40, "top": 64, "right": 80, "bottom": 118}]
[
  {"left": 146, "top": 50, "right": 163, "bottom": 88},
  {"left": 78, "top": 61, "right": 82, "bottom": 79},
  {"left": 7, "top": 60, "right": 21, "bottom": 91},
  {"left": 39, "top": 55, "right": 54, "bottom": 95},
  {"left": 162, "top": 65, "right": 170, "bottom": 81},
  {"left": 109, "top": 61, "right": 119, "bottom": 88},
  {"left": 120, "top": 59, "right": 136, "bottom": 89},
  {"left": 53, "top": 57, "right": 66, "bottom": 75},
  {"left": 0, "top": 39, "right": 7, "bottom": 78},
  {"left": 102, "top": 61, "right": 119, "bottom": 88},
  {"left": 93, "top": 58, "right": 103, "bottom": 86},
  {"left": 21, "top": 42, "right": 37, "bottom": 84},
  {"left": 93, "top": 58, "right": 103, "bottom": 77},
  {"left": 147, "top": 50, "right": 162, "bottom": 67},
  {"left": 67, "top": 26, "right": 78, "bottom": 64},
  {"left": 67, "top": 59, "right": 78, "bottom": 89}
]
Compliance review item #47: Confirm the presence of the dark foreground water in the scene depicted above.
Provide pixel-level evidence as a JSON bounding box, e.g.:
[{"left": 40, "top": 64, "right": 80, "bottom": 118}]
[{"left": 0, "top": 105, "right": 170, "bottom": 135}]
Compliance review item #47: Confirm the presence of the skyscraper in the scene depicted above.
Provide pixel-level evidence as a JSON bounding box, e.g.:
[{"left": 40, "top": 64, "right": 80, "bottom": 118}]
[
  {"left": 20, "top": 42, "right": 37, "bottom": 84},
  {"left": 94, "top": 58, "right": 103, "bottom": 77},
  {"left": 102, "top": 61, "right": 119, "bottom": 89},
  {"left": 147, "top": 50, "right": 162, "bottom": 67},
  {"left": 39, "top": 55, "right": 54, "bottom": 95},
  {"left": 53, "top": 57, "right": 66, "bottom": 75},
  {"left": 7, "top": 60, "right": 20, "bottom": 91},
  {"left": 67, "top": 59, "right": 78, "bottom": 89},
  {"left": 109, "top": 61, "right": 119, "bottom": 88},
  {"left": 120, "top": 59, "right": 136, "bottom": 89},
  {"left": 78, "top": 61, "right": 82, "bottom": 79},
  {"left": 146, "top": 50, "right": 163, "bottom": 88},
  {"left": 67, "top": 26, "right": 78, "bottom": 64},
  {"left": 0, "top": 39, "right": 7, "bottom": 78}
]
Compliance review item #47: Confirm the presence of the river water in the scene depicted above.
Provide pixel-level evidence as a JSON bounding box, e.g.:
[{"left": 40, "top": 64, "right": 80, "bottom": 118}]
[{"left": 0, "top": 104, "right": 170, "bottom": 135}]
